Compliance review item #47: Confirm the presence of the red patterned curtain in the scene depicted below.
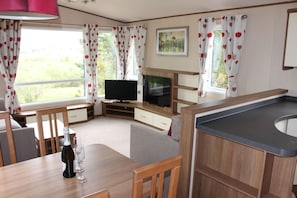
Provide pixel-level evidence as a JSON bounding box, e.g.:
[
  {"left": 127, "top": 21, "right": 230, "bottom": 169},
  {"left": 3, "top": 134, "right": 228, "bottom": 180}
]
[
  {"left": 129, "top": 25, "right": 146, "bottom": 82},
  {"left": 83, "top": 24, "right": 99, "bottom": 103},
  {"left": 0, "top": 20, "right": 22, "bottom": 114},
  {"left": 221, "top": 15, "right": 247, "bottom": 97},
  {"left": 112, "top": 26, "right": 130, "bottom": 80},
  {"left": 112, "top": 25, "right": 146, "bottom": 80},
  {"left": 197, "top": 17, "right": 216, "bottom": 98}
]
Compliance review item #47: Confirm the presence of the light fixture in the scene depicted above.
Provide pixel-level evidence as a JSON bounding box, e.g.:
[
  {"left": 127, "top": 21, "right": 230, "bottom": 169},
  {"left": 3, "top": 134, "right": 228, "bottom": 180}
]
[
  {"left": 60, "top": 0, "right": 96, "bottom": 3},
  {"left": 0, "top": 0, "right": 59, "bottom": 20}
]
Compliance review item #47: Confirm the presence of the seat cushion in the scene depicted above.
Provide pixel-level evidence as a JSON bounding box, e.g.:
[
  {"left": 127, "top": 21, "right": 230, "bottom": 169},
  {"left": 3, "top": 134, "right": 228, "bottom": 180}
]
[
  {"left": 0, "top": 118, "right": 21, "bottom": 131},
  {"left": 167, "top": 115, "right": 181, "bottom": 141}
]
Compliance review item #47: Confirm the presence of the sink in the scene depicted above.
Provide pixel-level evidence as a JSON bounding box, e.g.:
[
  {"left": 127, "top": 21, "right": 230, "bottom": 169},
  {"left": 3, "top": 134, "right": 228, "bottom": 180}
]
[
  {"left": 274, "top": 115, "right": 297, "bottom": 186},
  {"left": 275, "top": 115, "right": 297, "bottom": 137}
]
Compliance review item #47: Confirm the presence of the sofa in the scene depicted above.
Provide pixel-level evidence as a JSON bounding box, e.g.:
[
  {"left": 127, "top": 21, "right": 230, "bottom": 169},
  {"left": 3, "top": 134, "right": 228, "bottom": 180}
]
[
  {"left": 130, "top": 115, "right": 180, "bottom": 197},
  {"left": 130, "top": 122, "right": 179, "bottom": 165},
  {"left": 0, "top": 99, "right": 38, "bottom": 165}
]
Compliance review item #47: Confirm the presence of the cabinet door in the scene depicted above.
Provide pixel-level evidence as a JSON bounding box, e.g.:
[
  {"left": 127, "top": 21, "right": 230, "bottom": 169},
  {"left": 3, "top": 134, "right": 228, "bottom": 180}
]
[
  {"left": 134, "top": 108, "right": 153, "bottom": 125},
  {"left": 68, "top": 108, "right": 87, "bottom": 123},
  {"left": 153, "top": 114, "right": 171, "bottom": 130}
]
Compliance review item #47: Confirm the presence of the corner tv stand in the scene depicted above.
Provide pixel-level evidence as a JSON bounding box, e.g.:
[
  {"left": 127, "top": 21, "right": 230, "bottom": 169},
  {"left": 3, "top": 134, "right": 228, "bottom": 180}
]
[
  {"left": 102, "top": 100, "right": 137, "bottom": 120},
  {"left": 102, "top": 100, "right": 174, "bottom": 130},
  {"left": 102, "top": 68, "right": 199, "bottom": 129}
]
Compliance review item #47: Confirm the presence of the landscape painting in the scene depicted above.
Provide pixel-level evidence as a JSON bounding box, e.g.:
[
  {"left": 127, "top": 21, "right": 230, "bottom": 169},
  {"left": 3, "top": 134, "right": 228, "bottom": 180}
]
[{"left": 156, "top": 27, "right": 188, "bottom": 56}]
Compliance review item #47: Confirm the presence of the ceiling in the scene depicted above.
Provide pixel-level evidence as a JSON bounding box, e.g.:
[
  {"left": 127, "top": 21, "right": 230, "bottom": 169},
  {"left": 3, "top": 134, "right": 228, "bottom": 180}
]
[{"left": 58, "top": 0, "right": 297, "bottom": 23}]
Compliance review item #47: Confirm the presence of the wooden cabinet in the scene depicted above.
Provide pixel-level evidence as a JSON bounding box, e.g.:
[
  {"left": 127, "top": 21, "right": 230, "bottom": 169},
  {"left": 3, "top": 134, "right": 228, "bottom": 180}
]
[
  {"left": 172, "top": 71, "right": 198, "bottom": 105},
  {"left": 134, "top": 108, "right": 171, "bottom": 130},
  {"left": 102, "top": 101, "right": 136, "bottom": 120},
  {"left": 193, "top": 130, "right": 297, "bottom": 198},
  {"left": 68, "top": 108, "right": 88, "bottom": 123},
  {"left": 142, "top": 68, "right": 199, "bottom": 114},
  {"left": 13, "top": 103, "right": 94, "bottom": 125}
]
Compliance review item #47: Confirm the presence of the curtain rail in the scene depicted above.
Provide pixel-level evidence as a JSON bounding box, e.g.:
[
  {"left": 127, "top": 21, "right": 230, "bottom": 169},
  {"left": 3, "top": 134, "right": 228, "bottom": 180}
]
[
  {"left": 205, "top": 14, "right": 248, "bottom": 22},
  {"left": 22, "top": 21, "right": 112, "bottom": 30}
]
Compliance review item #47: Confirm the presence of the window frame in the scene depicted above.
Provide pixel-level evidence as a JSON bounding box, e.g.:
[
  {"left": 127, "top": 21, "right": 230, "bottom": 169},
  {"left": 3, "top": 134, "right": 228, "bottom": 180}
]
[
  {"left": 205, "top": 24, "right": 226, "bottom": 94},
  {"left": 15, "top": 25, "right": 87, "bottom": 106}
]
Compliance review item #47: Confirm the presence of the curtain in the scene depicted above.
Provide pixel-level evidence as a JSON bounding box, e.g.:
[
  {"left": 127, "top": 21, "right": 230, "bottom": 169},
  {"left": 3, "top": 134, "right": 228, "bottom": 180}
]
[
  {"left": 112, "top": 26, "right": 130, "bottom": 80},
  {"left": 221, "top": 15, "right": 247, "bottom": 97},
  {"left": 112, "top": 25, "right": 146, "bottom": 80},
  {"left": 83, "top": 24, "right": 100, "bottom": 103},
  {"left": 129, "top": 25, "right": 146, "bottom": 83},
  {"left": 0, "top": 20, "right": 22, "bottom": 114},
  {"left": 197, "top": 17, "right": 216, "bottom": 97}
]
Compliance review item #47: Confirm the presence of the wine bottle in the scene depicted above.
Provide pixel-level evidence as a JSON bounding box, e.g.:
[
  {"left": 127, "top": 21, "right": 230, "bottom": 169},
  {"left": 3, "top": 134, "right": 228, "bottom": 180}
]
[{"left": 61, "top": 127, "right": 76, "bottom": 178}]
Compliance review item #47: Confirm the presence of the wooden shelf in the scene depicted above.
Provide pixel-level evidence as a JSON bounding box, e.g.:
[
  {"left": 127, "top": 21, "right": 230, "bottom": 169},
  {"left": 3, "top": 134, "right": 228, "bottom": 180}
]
[
  {"left": 173, "top": 99, "right": 196, "bottom": 106},
  {"left": 142, "top": 67, "right": 199, "bottom": 114},
  {"left": 262, "top": 193, "right": 280, "bottom": 198},
  {"left": 197, "top": 166, "right": 258, "bottom": 197},
  {"left": 102, "top": 101, "right": 137, "bottom": 120},
  {"left": 173, "top": 85, "right": 198, "bottom": 91}
]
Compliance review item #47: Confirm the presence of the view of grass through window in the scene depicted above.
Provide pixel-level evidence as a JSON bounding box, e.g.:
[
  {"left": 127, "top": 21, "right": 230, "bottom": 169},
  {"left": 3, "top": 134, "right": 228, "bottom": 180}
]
[
  {"left": 16, "top": 28, "right": 85, "bottom": 104},
  {"left": 16, "top": 28, "right": 117, "bottom": 104}
]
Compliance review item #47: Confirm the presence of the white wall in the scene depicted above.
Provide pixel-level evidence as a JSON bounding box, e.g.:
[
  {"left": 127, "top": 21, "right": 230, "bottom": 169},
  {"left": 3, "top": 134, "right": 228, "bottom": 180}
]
[{"left": 132, "top": 2, "right": 297, "bottom": 98}]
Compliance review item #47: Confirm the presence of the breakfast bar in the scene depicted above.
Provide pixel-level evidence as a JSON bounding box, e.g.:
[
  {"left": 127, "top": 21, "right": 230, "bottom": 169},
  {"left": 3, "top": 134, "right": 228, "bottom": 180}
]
[
  {"left": 193, "top": 94, "right": 297, "bottom": 198},
  {"left": 178, "top": 89, "right": 297, "bottom": 198},
  {"left": 197, "top": 96, "right": 297, "bottom": 156}
]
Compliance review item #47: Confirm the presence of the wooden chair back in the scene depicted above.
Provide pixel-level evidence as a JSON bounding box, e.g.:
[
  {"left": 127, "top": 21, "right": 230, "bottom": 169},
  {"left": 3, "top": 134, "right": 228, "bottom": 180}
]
[
  {"left": 132, "top": 155, "right": 182, "bottom": 198},
  {"left": 36, "top": 107, "right": 69, "bottom": 156},
  {"left": 83, "top": 190, "right": 109, "bottom": 198},
  {"left": 0, "top": 111, "right": 17, "bottom": 166}
]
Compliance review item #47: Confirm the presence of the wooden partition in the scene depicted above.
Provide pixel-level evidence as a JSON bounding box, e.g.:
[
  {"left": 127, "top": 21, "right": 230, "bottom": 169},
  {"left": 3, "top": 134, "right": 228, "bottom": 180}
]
[
  {"left": 193, "top": 130, "right": 296, "bottom": 198},
  {"left": 178, "top": 89, "right": 289, "bottom": 198}
]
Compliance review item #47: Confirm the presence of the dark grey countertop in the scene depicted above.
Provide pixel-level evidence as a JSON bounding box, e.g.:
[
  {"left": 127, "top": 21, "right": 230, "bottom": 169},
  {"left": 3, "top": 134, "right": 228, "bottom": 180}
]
[{"left": 196, "top": 96, "right": 297, "bottom": 156}]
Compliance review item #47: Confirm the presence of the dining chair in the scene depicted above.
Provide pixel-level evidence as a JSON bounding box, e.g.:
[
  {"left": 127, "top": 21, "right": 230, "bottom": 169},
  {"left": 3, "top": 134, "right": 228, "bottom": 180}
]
[
  {"left": 36, "top": 107, "right": 69, "bottom": 156},
  {"left": 83, "top": 189, "right": 109, "bottom": 198},
  {"left": 132, "top": 155, "right": 182, "bottom": 198},
  {"left": 0, "top": 111, "right": 17, "bottom": 166}
]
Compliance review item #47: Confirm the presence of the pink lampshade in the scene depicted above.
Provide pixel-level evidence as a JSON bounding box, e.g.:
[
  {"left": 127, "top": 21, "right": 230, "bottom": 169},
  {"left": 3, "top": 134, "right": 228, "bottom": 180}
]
[{"left": 0, "top": 0, "right": 59, "bottom": 20}]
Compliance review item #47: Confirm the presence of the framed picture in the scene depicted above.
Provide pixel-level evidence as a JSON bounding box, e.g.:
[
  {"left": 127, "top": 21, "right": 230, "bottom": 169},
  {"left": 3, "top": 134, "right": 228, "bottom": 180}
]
[{"left": 156, "top": 27, "right": 188, "bottom": 56}]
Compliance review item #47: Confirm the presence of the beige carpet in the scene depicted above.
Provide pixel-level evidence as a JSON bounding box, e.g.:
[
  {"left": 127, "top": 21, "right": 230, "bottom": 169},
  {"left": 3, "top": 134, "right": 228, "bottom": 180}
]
[{"left": 70, "top": 116, "right": 139, "bottom": 158}]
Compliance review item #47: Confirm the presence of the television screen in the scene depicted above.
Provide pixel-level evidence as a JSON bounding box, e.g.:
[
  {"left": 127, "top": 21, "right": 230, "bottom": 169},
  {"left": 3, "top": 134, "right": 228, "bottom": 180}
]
[
  {"left": 143, "top": 75, "right": 171, "bottom": 107},
  {"left": 105, "top": 80, "right": 137, "bottom": 102}
]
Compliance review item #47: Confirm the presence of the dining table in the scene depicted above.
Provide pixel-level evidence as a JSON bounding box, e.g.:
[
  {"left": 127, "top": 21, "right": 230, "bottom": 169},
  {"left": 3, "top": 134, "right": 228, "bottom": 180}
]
[{"left": 0, "top": 144, "right": 141, "bottom": 197}]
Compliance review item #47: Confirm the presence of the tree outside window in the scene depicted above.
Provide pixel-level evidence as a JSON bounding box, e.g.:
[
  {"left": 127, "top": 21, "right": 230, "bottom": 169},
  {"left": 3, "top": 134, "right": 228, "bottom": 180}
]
[
  {"left": 97, "top": 32, "right": 117, "bottom": 95},
  {"left": 207, "top": 27, "right": 227, "bottom": 91}
]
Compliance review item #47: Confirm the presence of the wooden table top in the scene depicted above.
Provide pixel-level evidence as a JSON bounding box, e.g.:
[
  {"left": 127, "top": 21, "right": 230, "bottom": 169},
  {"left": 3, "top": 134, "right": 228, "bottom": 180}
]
[{"left": 0, "top": 144, "right": 140, "bottom": 198}]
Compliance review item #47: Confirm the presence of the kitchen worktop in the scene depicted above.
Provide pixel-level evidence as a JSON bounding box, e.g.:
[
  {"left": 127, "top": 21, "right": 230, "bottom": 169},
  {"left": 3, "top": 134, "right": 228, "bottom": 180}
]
[{"left": 197, "top": 96, "right": 297, "bottom": 156}]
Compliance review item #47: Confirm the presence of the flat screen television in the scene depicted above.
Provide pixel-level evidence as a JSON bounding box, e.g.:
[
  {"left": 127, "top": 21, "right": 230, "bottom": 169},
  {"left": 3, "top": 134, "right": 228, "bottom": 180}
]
[
  {"left": 105, "top": 80, "right": 137, "bottom": 102},
  {"left": 143, "top": 75, "right": 171, "bottom": 107}
]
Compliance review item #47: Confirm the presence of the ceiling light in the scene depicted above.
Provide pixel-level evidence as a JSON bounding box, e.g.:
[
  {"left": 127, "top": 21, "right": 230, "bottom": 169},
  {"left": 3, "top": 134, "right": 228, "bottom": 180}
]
[{"left": 0, "top": 0, "right": 59, "bottom": 20}]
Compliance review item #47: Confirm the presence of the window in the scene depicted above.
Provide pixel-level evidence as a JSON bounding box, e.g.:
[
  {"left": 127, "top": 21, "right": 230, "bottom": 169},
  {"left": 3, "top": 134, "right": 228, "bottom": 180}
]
[
  {"left": 16, "top": 27, "right": 85, "bottom": 104},
  {"left": 97, "top": 31, "right": 117, "bottom": 95},
  {"left": 206, "top": 25, "right": 227, "bottom": 92},
  {"left": 16, "top": 27, "right": 118, "bottom": 105}
]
